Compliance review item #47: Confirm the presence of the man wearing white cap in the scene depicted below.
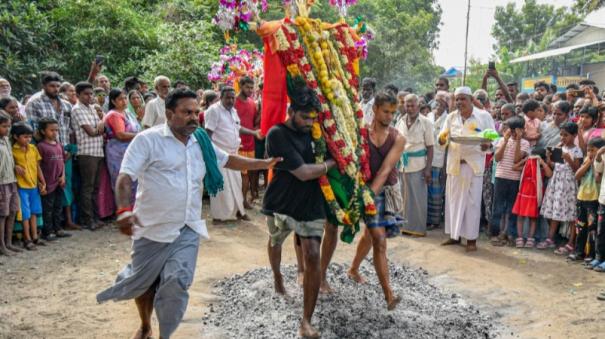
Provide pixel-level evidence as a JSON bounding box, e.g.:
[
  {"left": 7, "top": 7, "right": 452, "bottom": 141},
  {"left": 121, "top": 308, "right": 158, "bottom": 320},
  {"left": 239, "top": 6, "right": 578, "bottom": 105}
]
[{"left": 438, "top": 87, "right": 495, "bottom": 252}]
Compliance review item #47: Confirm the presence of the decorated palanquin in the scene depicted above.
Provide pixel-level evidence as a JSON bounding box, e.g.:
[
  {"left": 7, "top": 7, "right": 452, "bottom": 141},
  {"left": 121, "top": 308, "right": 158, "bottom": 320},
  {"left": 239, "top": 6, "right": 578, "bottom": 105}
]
[
  {"left": 215, "top": 0, "right": 375, "bottom": 242},
  {"left": 207, "top": 45, "right": 264, "bottom": 90}
]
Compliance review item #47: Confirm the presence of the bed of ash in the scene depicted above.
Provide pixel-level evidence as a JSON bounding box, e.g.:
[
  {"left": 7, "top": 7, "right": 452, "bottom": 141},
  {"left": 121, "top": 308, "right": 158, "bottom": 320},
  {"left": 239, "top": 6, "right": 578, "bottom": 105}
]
[{"left": 201, "top": 261, "right": 503, "bottom": 338}]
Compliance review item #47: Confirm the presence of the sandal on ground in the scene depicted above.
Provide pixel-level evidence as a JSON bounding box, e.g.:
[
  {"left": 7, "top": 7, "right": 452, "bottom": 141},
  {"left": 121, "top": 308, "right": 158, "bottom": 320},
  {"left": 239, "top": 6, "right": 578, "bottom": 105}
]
[
  {"left": 585, "top": 259, "right": 601, "bottom": 269},
  {"left": 23, "top": 240, "right": 36, "bottom": 251},
  {"left": 33, "top": 238, "right": 46, "bottom": 246},
  {"left": 554, "top": 244, "right": 574, "bottom": 255},
  {"left": 490, "top": 237, "right": 508, "bottom": 246},
  {"left": 536, "top": 238, "right": 555, "bottom": 250},
  {"left": 567, "top": 253, "right": 584, "bottom": 261},
  {"left": 524, "top": 238, "right": 536, "bottom": 248},
  {"left": 515, "top": 237, "right": 525, "bottom": 248},
  {"left": 55, "top": 230, "right": 72, "bottom": 238},
  {"left": 594, "top": 261, "right": 605, "bottom": 272}
]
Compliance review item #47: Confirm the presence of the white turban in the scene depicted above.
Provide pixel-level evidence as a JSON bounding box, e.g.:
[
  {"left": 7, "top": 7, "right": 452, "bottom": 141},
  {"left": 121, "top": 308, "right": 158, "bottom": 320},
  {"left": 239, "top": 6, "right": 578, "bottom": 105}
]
[{"left": 454, "top": 86, "right": 472, "bottom": 96}]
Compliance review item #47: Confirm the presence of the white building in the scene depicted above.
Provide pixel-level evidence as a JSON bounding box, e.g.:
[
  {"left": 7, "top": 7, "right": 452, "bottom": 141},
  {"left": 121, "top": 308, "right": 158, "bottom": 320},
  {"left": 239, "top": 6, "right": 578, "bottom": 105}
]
[{"left": 511, "top": 8, "right": 605, "bottom": 90}]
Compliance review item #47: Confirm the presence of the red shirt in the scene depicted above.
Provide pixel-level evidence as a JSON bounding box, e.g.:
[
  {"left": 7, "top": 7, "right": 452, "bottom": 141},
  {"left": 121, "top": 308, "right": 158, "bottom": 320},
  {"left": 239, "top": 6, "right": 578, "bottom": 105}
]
[{"left": 234, "top": 96, "right": 257, "bottom": 152}]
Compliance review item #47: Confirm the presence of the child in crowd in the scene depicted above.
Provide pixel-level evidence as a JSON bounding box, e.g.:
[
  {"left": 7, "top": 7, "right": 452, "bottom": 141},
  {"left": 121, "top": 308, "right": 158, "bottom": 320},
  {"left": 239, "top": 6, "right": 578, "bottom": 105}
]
[
  {"left": 522, "top": 99, "right": 543, "bottom": 147},
  {"left": 512, "top": 147, "right": 552, "bottom": 248},
  {"left": 11, "top": 122, "right": 46, "bottom": 250},
  {"left": 591, "top": 145, "right": 605, "bottom": 271},
  {"left": 538, "top": 122, "right": 583, "bottom": 250},
  {"left": 0, "top": 112, "right": 21, "bottom": 255},
  {"left": 37, "top": 118, "right": 71, "bottom": 241},
  {"left": 576, "top": 106, "right": 602, "bottom": 154},
  {"left": 541, "top": 102, "right": 552, "bottom": 123},
  {"left": 490, "top": 116, "right": 530, "bottom": 247},
  {"left": 570, "top": 137, "right": 605, "bottom": 261}
]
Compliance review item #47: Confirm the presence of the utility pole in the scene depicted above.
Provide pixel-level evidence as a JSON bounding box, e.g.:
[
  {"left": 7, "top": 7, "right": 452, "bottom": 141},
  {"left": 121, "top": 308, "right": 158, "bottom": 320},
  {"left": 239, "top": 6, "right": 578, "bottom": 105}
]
[{"left": 463, "top": 0, "right": 471, "bottom": 86}]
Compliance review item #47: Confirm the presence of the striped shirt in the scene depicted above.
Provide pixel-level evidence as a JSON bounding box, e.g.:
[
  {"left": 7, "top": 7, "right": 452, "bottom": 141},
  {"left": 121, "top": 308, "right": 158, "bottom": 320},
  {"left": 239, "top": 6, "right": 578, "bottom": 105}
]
[
  {"left": 0, "top": 136, "right": 16, "bottom": 185},
  {"left": 495, "top": 138, "right": 530, "bottom": 181}
]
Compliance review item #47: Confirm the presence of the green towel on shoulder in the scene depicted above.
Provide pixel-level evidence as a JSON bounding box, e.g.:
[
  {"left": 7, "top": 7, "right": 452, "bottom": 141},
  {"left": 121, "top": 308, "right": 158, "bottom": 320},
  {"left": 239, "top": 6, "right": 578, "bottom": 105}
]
[{"left": 193, "top": 128, "right": 224, "bottom": 197}]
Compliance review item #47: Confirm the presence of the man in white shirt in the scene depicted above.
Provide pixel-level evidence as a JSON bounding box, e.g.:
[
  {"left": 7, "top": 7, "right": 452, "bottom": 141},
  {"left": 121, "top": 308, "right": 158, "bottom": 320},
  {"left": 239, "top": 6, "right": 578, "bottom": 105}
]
[
  {"left": 96, "top": 89, "right": 278, "bottom": 339},
  {"left": 439, "top": 87, "right": 495, "bottom": 252},
  {"left": 361, "top": 77, "right": 376, "bottom": 125},
  {"left": 396, "top": 94, "right": 434, "bottom": 237},
  {"left": 204, "top": 86, "right": 261, "bottom": 222},
  {"left": 141, "top": 75, "right": 171, "bottom": 128}
]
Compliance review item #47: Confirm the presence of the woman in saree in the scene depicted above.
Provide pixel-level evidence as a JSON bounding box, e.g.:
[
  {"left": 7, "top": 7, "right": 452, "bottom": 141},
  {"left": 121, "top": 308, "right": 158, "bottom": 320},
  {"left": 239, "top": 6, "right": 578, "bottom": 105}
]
[
  {"left": 127, "top": 90, "right": 144, "bottom": 130},
  {"left": 103, "top": 88, "right": 138, "bottom": 198}
]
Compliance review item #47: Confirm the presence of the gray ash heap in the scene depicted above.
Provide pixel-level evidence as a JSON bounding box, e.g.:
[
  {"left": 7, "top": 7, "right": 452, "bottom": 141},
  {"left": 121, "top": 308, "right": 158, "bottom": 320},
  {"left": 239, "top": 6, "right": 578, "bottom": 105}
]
[{"left": 202, "top": 261, "right": 501, "bottom": 338}]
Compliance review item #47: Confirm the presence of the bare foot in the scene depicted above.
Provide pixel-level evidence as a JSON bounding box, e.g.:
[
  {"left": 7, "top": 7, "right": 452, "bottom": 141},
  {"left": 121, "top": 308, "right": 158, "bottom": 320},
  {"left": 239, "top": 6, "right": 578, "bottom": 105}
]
[
  {"left": 0, "top": 247, "right": 14, "bottom": 256},
  {"left": 7, "top": 244, "right": 22, "bottom": 253},
  {"left": 320, "top": 279, "right": 335, "bottom": 294},
  {"left": 297, "top": 271, "right": 304, "bottom": 287},
  {"left": 441, "top": 238, "right": 461, "bottom": 246},
  {"left": 131, "top": 326, "right": 152, "bottom": 339},
  {"left": 347, "top": 268, "right": 367, "bottom": 284},
  {"left": 274, "top": 277, "right": 288, "bottom": 296},
  {"left": 239, "top": 214, "right": 251, "bottom": 221},
  {"left": 244, "top": 200, "right": 253, "bottom": 210},
  {"left": 299, "top": 320, "right": 320, "bottom": 338},
  {"left": 387, "top": 295, "right": 402, "bottom": 311},
  {"left": 64, "top": 223, "right": 82, "bottom": 231}
]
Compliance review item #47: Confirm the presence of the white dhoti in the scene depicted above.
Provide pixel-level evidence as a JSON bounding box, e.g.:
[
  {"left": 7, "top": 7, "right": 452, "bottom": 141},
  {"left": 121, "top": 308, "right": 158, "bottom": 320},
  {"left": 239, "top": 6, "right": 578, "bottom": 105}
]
[
  {"left": 444, "top": 164, "right": 483, "bottom": 240},
  {"left": 210, "top": 166, "right": 245, "bottom": 221}
]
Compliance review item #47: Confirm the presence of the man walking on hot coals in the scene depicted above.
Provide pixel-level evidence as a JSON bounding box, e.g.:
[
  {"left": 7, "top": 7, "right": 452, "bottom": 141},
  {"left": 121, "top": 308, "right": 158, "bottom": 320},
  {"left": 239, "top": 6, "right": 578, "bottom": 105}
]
[{"left": 263, "top": 82, "right": 337, "bottom": 338}]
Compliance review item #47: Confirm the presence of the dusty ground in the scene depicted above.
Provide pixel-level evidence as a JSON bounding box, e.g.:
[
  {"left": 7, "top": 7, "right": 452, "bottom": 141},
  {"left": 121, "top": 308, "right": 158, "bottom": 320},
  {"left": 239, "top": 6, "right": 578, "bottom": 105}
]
[{"left": 1, "top": 203, "right": 604, "bottom": 339}]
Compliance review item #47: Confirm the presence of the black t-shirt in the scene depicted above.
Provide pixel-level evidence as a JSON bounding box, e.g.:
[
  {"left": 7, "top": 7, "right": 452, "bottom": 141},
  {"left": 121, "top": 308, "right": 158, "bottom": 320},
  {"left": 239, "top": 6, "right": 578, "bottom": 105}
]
[{"left": 262, "top": 123, "right": 326, "bottom": 221}]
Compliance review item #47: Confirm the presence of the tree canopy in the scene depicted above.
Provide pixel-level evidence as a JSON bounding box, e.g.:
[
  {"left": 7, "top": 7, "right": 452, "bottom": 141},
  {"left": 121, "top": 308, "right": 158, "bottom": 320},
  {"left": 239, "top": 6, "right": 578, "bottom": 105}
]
[{"left": 1, "top": 0, "right": 442, "bottom": 97}]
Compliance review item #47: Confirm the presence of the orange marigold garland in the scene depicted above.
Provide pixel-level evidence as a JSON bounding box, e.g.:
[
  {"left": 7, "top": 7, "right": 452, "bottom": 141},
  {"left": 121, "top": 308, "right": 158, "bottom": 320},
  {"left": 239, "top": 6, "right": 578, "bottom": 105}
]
[{"left": 272, "top": 17, "right": 376, "bottom": 233}]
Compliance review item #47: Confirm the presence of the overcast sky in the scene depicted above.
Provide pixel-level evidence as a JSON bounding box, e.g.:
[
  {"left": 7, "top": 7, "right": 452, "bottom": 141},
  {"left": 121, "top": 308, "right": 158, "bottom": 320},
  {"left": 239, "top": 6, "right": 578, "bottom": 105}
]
[{"left": 434, "top": 0, "right": 575, "bottom": 68}]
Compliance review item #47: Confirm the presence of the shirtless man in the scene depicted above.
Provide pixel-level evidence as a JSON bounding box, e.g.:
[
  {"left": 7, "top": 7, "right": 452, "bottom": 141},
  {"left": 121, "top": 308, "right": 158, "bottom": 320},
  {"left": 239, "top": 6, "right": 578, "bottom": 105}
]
[{"left": 347, "top": 91, "right": 406, "bottom": 310}]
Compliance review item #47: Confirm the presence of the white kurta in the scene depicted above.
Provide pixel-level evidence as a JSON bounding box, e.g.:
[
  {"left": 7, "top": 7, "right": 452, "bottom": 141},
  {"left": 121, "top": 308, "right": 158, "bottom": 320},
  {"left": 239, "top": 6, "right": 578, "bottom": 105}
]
[
  {"left": 440, "top": 107, "right": 495, "bottom": 240},
  {"left": 444, "top": 164, "right": 483, "bottom": 240},
  {"left": 204, "top": 102, "right": 246, "bottom": 221}
]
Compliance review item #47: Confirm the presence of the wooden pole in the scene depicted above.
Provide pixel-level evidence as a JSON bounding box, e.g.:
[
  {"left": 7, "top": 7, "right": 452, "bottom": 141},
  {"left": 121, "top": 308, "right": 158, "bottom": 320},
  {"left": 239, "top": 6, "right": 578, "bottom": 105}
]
[{"left": 463, "top": 0, "right": 471, "bottom": 86}]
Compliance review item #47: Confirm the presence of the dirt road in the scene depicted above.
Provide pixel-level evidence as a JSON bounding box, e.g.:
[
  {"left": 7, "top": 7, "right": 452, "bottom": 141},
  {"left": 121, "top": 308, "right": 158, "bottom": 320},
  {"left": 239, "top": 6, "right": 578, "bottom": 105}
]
[{"left": 1, "top": 206, "right": 603, "bottom": 339}]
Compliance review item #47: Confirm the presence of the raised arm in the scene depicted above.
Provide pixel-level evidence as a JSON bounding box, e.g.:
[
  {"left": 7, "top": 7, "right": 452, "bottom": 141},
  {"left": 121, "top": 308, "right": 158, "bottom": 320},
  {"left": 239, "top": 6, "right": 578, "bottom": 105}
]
[
  {"left": 494, "top": 130, "right": 510, "bottom": 162},
  {"left": 490, "top": 69, "right": 513, "bottom": 103},
  {"left": 575, "top": 156, "right": 594, "bottom": 181}
]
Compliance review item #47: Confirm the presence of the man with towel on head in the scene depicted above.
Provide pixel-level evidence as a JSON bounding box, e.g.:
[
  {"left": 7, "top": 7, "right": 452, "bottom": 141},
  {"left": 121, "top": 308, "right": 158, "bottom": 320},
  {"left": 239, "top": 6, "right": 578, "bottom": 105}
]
[
  {"left": 438, "top": 86, "right": 495, "bottom": 252},
  {"left": 96, "top": 88, "right": 279, "bottom": 339}
]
